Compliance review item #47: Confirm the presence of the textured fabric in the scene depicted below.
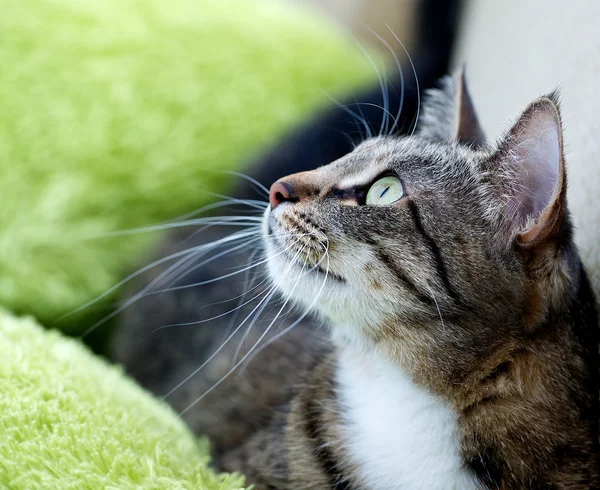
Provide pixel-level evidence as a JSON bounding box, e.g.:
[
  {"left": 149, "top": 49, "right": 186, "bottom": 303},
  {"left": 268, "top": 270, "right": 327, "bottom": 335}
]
[
  {"left": 0, "top": 0, "right": 375, "bottom": 331},
  {"left": 0, "top": 308, "right": 247, "bottom": 489},
  {"left": 453, "top": 1, "right": 600, "bottom": 297}
]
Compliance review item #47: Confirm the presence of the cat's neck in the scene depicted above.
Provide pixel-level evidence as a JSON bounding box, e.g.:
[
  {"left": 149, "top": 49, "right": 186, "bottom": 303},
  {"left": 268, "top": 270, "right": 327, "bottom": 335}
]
[{"left": 335, "top": 343, "right": 482, "bottom": 490}]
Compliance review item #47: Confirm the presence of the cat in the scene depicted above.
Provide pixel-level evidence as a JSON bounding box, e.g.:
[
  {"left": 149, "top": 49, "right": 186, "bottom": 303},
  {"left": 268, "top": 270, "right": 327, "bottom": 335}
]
[{"left": 113, "top": 70, "right": 599, "bottom": 489}]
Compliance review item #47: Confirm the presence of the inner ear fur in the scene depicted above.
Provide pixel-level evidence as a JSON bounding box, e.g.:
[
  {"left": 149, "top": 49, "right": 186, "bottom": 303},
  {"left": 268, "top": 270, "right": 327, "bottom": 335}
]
[{"left": 492, "top": 93, "right": 567, "bottom": 250}]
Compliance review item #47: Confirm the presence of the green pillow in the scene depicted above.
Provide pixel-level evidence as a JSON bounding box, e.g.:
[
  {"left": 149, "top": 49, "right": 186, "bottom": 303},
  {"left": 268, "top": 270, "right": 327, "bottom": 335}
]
[
  {"left": 0, "top": 308, "right": 247, "bottom": 489},
  {"left": 0, "top": 0, "right": 374, "bottom": 332}
]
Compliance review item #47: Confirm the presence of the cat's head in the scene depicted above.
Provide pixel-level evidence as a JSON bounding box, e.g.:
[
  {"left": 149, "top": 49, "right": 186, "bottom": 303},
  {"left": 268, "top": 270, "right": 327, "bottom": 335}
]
[{"left": 263, "top": 71, "right": 577, "bottom": 387}]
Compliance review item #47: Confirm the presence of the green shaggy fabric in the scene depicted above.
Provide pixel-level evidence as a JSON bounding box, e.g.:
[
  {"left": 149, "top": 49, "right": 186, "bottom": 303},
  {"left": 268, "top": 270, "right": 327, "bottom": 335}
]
[
  {"left": 0, "top": 0, "right": 374, "bottom": 332},
  {"left": 0, "top": 308, "right": 247, "bottom": 489}
]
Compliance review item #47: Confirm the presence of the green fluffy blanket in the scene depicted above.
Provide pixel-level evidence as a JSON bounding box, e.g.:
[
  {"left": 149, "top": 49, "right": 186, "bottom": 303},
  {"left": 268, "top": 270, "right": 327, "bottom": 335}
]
[{"left": 0, "top": 0, "right": 375, "bottom": 487}]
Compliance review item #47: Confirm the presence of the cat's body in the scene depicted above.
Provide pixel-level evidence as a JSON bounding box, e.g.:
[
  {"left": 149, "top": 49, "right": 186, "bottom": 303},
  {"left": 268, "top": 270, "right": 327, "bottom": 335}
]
[
  {"left": 114, "top": 72, "right": 599, "bottom": 489},
  {"left": 224, "top": 347, "right": 482, "bottom": 490}
]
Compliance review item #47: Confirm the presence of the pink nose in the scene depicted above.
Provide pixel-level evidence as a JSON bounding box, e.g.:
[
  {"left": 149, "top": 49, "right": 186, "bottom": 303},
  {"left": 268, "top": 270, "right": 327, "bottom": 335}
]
[{"left": 269, "top": 181, "right": 293, "bottom": 209}]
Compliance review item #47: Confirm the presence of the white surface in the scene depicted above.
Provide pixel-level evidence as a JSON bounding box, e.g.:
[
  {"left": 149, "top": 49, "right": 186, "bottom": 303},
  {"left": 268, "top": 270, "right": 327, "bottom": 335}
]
[{"left": 454, "top": 1, "right": 600, "bottom": 296}]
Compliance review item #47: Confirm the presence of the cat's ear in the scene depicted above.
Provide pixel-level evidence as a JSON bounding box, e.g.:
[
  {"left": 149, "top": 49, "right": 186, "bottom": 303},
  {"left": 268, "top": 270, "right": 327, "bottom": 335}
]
[
  {"left": 491, "top": 93, "right": 567, "bottom": 248},
  {"left": 418, "top": 68, "right": 486, "bottom": 147}
]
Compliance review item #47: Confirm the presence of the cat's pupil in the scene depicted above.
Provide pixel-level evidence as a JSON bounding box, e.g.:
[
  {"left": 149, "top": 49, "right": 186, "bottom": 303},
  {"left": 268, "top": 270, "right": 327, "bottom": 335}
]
[{"left": 380, "top": 186, "right": 390, "bottom": 198}]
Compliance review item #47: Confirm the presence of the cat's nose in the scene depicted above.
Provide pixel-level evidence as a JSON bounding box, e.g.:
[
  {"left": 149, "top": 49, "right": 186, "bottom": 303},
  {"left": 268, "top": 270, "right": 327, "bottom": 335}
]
[{"left": 269, "top": 180, "right": 295, "bottom": 209}]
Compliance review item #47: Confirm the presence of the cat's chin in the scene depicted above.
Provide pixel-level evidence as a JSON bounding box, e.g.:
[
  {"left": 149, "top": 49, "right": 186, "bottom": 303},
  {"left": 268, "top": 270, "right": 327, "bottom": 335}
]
[
  {"left": 262, "top": 206, "right": 389, "bottom": 331},
  {"left": 264, "top": 235, "right": 337, "bottom": 299},
  {"left": 262, "top": 218, "right": 338, "bottom": 322},
  {"left": 263, "top": 237, "right": 379, "bottom": 332}
]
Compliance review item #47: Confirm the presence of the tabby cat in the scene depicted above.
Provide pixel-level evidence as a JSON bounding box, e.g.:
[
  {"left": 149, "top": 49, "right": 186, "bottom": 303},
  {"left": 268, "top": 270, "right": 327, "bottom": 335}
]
[{"left": 113, "top": 72, "right": 599, "bottom": 489}]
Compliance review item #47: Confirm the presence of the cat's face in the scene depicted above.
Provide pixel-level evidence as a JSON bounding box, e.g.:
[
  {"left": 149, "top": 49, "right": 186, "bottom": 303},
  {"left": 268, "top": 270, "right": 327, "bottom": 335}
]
[
  {"left": 263, "top": 72, "right": 574, "bottom": 371},
  {"left": 264, "top": 138, "right": 495, "bottom": 329}
]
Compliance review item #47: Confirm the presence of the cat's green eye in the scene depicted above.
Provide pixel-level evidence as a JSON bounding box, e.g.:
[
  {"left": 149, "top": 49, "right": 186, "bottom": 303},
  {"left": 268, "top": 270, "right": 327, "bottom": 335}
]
[{"left": 365, "top": 176, "right": 404, "bottom": 206}]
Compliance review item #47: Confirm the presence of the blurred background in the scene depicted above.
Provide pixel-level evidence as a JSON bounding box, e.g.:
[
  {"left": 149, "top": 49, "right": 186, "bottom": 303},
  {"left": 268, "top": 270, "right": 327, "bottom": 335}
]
[{"left": 290, "top": 0, "right": 420, "bottom": 54}]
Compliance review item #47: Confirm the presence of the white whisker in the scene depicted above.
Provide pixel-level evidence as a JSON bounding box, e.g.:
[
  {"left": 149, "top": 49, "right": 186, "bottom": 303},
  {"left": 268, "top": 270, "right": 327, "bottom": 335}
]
[
  {"left": 321, "top": 90, "right": 373, "bottom": 141},
  {"left": 162, "top": 285, "right": 280, "bottom": 402},
  {"left": 347, "top": 102, "right": 398, "bottom": 135},
  {"left": 148, "top": 233, "right": 312, "bottom": 294},
  {"left": 150, "top": 237, "right": 305, "bottom": 329},
  {"left": 179, "top": 240, "right": 315, "bottom": 415},
  {"left": 351, "top": 33, "right": 390, "bottom": 137},
  {"left": 87, "top": 217, "right": 262, "bottom": 239},
  {"left": 220, "top": 170, "right": 270, "bottom": 196},
  {"left": 58, "top": 229, "right": 254, "bottom": 322},
  {"left": 240, "top": 241, "right": 331, "bottom": 371},
  {"left": 74, "top": 229, "right": 259, "bottom": 335},
  {"left": 232, "top": 240, "right": 311, "bottom": 363},
  {"left": 353, "top": 95, "right": 372, "bottom": 141},
  {"left": 427, "top": 285, "right": 446, "bottom": 333},
  {"left": 363, "top": 24, "right": 406, "bottom": 136},
  {"left": 152, "top": 282, "right": 272, "bottom": 332},
  {"left": 153, "top": 235, "right": 264, "bottom": 293},
  {"left": 387, "top": 26, "right": 420, "bottom": 137},
  {"left": 163, "top": 236, "right": 306, "bottom": 401},
  {"left": 218, "top": 245, "right": 265, "bottom": 340},
  {"left": 207, "top": 192, "right": 269, "bottom": 211}
]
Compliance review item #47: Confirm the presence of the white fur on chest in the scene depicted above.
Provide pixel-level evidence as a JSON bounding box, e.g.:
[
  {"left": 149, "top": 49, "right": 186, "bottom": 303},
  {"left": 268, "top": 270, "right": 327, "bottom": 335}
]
[{"left": 336, "top": 348, "right": 482, "bottom": 490}]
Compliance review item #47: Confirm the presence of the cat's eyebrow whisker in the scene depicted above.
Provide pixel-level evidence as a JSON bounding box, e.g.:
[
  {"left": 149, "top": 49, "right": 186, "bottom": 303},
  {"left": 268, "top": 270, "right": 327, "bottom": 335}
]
[
  {"left": 363, "top": 24, "right": 406, "bottom": 136},
  {"left": 350, "top": 32, "right": 390, "bottom": 137},
  {"left": 346, "top": 102, "right": 398, "bottom": 135},
  {"left": 321, "top": 90, "right": 373, "bottom": 141},
  {"left": 338, "top": 128, "right": 365, "bottom": 149},
  {"left": 352, "top": 95, "right": 371, "bottom": 142},
  {"left": 387, "top": 26, "right": 420, "bottom": 137},
  {"left": 427, "top": 284, "right": 446, "bottom": 334}
]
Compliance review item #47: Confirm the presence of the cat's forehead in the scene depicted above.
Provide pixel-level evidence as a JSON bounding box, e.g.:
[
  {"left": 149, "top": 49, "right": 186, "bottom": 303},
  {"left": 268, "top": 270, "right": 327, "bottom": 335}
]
[{"left": 323, "top": 136, "right": 482, "bottom": 189}]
